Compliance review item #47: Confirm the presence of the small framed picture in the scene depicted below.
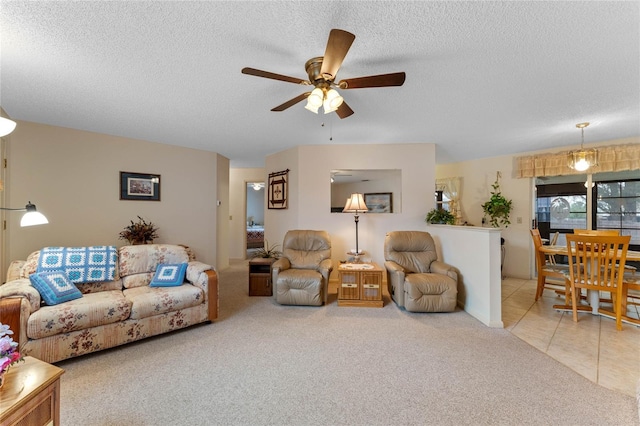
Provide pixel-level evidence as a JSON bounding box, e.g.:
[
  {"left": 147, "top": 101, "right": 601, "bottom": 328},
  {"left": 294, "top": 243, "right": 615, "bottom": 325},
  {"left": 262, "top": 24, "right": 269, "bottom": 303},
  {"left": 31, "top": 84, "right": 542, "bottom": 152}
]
[
  {"left": 120, "top": 172, "right": 161, "bottom": 201},
  {"left": 364, "top": 192, "right": 392, "bottom": 213}
]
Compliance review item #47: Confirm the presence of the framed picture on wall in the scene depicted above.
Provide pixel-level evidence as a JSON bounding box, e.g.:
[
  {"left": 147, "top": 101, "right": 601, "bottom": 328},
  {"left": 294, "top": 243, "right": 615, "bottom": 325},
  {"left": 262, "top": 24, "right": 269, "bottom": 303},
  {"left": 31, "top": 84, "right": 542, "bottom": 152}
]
[
  {"left": 364, "top": 192, "right": 392, "bottom": 213},
  {"left": 268, "top": 169, "right": 289, "bottom": 209},
  {"left": 120, "top": 171, "right": 161, "bottom": 201}
]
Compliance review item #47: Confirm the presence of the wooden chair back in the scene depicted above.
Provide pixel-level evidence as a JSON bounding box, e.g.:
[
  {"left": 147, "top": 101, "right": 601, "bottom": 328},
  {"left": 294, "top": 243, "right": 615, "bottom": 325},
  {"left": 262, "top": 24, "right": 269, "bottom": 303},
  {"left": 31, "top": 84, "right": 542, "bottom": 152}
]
[
  {"left": 565, "top": 234, "right": 630, "bottom": 330},
  {"left": 530, "top": 229, "right": 546, "bottom": 269},
  {"left": 573, "top": 229, "right": 620, "bottom": 236},
  {"left": 530, "top": 229, "right": 568, "bottom": 300},
  {"left": 547, "top": 231, "right": 560, "bottom": 264}
]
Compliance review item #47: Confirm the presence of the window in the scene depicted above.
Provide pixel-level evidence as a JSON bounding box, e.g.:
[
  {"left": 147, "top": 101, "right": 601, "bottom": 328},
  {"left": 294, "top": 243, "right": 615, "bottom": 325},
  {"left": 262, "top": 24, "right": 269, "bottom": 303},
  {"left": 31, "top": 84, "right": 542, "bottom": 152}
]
[
  {"left": 535, "top": 183, "right": 588, "bottom": 247},
  {"left": 535, "top": 175, "right": 639, "bottom": 251},
  {"left": 596, "top": 180, "right": 640, "bottom": 248},
  {"left": 435, "top": 190, "right": 451, "bottom": 212}
]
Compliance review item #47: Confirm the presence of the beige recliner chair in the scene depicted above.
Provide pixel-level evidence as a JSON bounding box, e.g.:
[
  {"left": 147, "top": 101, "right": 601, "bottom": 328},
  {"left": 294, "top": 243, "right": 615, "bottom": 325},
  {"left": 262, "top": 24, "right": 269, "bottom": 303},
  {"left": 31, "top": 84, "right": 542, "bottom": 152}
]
[
  {"left": 272, "top": 230, "right": 333, "bottom": 306},
  {"left": 384, "top": 231, "right": 458, "bottom": 312}
]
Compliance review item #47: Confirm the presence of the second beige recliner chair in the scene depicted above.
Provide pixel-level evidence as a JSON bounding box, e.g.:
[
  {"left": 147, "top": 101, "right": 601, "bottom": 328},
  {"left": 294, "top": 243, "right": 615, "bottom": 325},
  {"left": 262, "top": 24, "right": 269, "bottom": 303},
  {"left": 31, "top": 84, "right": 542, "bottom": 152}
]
[
  {"left": 384, "top": 230, "right": 458, "bottom": 312},
  {"left": 272, "top": 230, "right": 332, "bottom": 306}
]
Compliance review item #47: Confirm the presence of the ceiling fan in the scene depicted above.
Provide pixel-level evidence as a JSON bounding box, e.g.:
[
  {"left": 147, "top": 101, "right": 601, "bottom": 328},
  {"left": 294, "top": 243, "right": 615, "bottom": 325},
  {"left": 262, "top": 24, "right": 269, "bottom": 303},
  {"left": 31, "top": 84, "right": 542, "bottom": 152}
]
[{"left": 241, "top": 29, "right": 406, "bottom": 119}]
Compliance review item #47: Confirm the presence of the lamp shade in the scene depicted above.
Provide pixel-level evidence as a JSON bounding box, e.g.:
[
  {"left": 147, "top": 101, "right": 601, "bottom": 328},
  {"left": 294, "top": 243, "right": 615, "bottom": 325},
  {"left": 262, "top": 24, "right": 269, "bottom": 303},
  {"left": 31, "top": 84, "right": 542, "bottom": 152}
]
[
  {"left": 20, "top": 202, "right": 48, "bottom": 226},
  {"left": 0, "top": 116, "right": 17, "bottom": 137},
  {"left": 21, "top": 211, "right": 49, "bottom": 227},
  {"left": 323, "top": 88, "right": 343, "bottom": 113},
  {"left": 567, "top": 122, "right": 597, "bottom": 171},
  {"left": 567, "top": 149, "right": 598, "bottom": 171},
  {"left": 343, "top": 193, "right": 368, "bottom": 213},
  {"left": 305, "top": 88, "right": 324, "bottom": 113}
]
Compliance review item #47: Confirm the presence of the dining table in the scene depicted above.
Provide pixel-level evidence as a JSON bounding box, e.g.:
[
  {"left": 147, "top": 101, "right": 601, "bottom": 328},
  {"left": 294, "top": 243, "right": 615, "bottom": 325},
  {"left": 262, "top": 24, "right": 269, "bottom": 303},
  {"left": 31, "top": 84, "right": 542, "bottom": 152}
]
[{"left": 537, "top": 244, "right": 640, "bottom": 322}]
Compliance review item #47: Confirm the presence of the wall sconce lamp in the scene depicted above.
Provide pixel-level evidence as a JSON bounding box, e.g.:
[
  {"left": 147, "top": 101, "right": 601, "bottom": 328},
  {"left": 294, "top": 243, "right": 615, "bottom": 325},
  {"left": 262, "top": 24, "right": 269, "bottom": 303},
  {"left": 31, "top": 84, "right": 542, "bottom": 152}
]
[
  {"left": 0, "top": 201, "right": 49, "bottom": 227},
  {"left": 343, "top": 193, "right": 368, "bottom": 261},
  {"left": 0, "top": 116, "right": 17, "bottom": 137},
  {"left": 567, "top": 122, "right": 598, "bottom": 172}
]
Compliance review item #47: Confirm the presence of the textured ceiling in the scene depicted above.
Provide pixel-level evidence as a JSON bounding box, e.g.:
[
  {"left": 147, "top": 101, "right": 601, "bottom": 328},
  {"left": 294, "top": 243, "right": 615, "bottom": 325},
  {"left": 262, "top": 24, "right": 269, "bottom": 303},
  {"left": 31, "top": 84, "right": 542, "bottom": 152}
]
[{"left": 1, "top": 1, "right": 638, "bottom": 167}]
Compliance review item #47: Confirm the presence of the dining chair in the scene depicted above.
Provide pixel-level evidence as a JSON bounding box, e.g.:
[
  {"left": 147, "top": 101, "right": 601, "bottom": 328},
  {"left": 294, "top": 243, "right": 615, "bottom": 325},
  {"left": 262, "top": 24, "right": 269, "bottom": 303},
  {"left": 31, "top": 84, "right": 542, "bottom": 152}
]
[
  {"left": 546, "top": 231, "right": 560, "bottom": 264},
  {"left": 565, "top": 234, "right": 630, "bottom": 330},
  {"left": 530, "top": 229, "right": 570, "bottom": 301},
  {"left": 620, "top": 270, "right": 640, "bottom": 326},
  {"left": 574, "top": 229, "right": 637, "bottom": 280}
]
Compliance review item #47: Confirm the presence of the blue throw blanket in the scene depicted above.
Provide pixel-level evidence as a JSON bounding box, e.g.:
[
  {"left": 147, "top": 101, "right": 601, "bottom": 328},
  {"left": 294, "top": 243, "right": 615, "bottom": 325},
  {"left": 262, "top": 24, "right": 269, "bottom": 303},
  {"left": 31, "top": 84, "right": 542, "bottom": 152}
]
[{"left": 37, "top": 246, "right": 117, "bottom": 283}]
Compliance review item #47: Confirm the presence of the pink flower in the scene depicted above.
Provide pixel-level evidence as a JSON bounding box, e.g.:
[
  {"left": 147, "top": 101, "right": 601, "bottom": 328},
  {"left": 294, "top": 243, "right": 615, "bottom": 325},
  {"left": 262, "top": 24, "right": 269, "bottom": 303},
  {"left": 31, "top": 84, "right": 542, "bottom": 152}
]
[
  {"left": 0, "top": 322, "right": 22, "bottom": 371},
  {"left": 0, "top": 356, "right": 11, "bottom": 371}
]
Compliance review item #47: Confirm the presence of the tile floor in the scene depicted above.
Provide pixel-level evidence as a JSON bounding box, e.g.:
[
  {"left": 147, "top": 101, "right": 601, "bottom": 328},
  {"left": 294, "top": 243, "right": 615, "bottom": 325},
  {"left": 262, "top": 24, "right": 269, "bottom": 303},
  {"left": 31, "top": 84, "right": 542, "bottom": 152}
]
[{"left": 502, "top": 277, "right": 640, "bottom": 397}]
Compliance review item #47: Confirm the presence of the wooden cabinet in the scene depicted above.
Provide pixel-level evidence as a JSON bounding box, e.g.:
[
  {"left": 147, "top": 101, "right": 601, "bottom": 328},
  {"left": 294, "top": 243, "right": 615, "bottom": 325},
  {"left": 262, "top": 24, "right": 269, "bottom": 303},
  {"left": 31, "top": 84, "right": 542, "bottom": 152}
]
[
  {"left": 249, "top": 257, "right": 276, "bottom": 296},
  {"left": 337, "top": 263, "right": 384, "bottom": 307},
  {"left": 0, "top": 357, "right": 64, "bottom": 426}
]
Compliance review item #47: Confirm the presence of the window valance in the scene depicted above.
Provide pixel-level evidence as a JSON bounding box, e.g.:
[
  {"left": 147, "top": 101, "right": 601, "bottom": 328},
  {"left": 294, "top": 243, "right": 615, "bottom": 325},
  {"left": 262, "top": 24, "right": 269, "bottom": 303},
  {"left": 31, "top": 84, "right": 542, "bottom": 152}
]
[{"left": 516, "top": 144, "right": 640, "bottom": 178}]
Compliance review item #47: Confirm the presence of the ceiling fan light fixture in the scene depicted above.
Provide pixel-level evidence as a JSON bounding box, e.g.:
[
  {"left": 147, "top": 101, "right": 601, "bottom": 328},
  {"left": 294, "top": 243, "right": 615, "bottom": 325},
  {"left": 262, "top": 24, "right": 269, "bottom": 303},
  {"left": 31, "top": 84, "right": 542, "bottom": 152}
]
[
  {"left": 323, "top": 88, "right": 343, "bottom": 113},
  {"left": 304, "top": 102, "right": 320, "bottom": 113},
  {"left": 308, "top": 87, "right": 324, "bottom": 102},
  {"left": 567, "top": 122, "right": 598, "bottom": 172}
]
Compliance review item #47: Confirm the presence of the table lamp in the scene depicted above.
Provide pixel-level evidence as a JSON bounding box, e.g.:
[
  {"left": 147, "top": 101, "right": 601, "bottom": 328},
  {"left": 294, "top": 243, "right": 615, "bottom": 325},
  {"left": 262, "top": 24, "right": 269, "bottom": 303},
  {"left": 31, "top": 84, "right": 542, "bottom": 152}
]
[{"left": 343, "top": 193, "right": 368, "bottom": 262}]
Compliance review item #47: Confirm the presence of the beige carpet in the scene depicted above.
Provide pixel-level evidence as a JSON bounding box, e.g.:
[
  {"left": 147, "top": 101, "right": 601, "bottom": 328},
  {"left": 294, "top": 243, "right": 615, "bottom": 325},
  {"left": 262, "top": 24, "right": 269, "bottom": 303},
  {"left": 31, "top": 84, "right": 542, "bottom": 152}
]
[{"left": 56, "top": 260, "right": 638, "bottom": 425}]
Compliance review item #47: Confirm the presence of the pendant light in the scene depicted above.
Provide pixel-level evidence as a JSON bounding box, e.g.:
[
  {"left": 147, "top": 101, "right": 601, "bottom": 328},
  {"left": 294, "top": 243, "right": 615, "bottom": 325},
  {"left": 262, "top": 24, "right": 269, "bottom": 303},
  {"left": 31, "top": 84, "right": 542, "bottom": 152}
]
[{"left": 567, "top": 122, "right": 598, "bottom": 172}]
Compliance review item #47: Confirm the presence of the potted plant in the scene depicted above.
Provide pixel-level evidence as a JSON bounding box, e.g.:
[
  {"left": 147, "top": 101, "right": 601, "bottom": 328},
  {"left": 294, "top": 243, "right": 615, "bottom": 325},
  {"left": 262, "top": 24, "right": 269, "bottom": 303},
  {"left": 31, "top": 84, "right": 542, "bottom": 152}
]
[
  {"left": 250, "top": 240, "right": 282, "bottom": 259},
  {"left": 425, "top": 208, "right": 455, "bottom": 225},
  {"left": 119, "top": 216, "right": 159, "bottom": 244},
  {"left": 482, "top": 173, "right": 513, "bottom": 228}
]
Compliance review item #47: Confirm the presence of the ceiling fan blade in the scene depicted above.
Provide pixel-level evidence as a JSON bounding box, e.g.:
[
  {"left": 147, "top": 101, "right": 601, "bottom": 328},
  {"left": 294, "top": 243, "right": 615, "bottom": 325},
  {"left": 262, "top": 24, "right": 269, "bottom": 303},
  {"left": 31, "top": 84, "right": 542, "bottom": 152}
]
[
  {"left": 242, "top": 67, "right": 308, "bottom": 85},
  {"left": 320, "top": 29, "right": 356, "bottom": 80},
  {"left": 338, "top": 72, "right": 406, "bottom": 89},
  {"left": 271, "top": 92, "right": 311, "bottom": 111},
  {"left": 335, "top": 101, "right": 354, "bottom": 119}
]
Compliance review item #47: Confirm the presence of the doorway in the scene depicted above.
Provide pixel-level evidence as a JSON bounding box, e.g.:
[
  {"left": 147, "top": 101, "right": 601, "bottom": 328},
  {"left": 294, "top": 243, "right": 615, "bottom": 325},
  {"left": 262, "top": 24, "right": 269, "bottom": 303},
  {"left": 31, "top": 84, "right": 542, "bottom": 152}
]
[{"left": 246, "top": 182, "right": 265, "bottom": 258}]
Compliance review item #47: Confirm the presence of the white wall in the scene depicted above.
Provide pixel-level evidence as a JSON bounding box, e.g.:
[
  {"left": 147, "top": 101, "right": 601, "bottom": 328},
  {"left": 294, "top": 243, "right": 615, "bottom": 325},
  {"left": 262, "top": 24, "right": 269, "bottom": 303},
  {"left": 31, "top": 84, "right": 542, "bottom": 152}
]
[
  {"left": 2, "top": 121, "right": 224, "bottom": 280},
  {"left": 265, "top": 143, "right": 436, "bottom": 277},
  {"left": 436, "top": 155, "right": 531, "bottom": 279},
  {"left": 216, "top": 154, "right": 231, "bottom": 270},
  {"left": 427, "top": 224, "right": 503, "bottom": 327}
]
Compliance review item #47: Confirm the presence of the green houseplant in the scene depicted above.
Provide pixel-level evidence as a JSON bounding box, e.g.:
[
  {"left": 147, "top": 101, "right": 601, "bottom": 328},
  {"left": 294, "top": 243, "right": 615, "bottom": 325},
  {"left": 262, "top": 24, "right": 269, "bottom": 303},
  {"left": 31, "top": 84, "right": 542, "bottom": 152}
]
[
  {"left": 425, "top": 208, "right": 455, "bottom": 225},
  {"left": 482, "top": 173, "right": 513, "bottom": 228},
  {"left": 119, "top": 216, "right": 159, "bottom": 244},
  {"left": 250, "top": 240, "right": 283, "bottom": 259}
]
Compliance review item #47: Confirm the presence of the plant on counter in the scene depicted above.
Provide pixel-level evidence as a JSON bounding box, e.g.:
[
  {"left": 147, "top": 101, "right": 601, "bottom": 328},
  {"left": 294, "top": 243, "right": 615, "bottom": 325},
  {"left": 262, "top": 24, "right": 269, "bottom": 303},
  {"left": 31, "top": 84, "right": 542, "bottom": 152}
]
[
  {"left": 425, "top": 208, "right": 455, "bottom": 225},
  {"left": 119, "top": 216, "right": 159, "bottom": 244},
  {"left": 482, "top": 172, "right": 513, "bottom": 228},
  {"left": 251, "top": 240, "right": 283, "bottom": 259}
]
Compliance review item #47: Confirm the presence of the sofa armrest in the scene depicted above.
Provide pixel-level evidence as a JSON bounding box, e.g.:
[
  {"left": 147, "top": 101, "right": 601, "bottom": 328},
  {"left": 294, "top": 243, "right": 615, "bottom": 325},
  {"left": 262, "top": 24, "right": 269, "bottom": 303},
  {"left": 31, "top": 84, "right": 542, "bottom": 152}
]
[
  {"left": 205, "top": 269, "right": 218, "bottom": 321},
  {"left": 0, "top": 280, "right": 38, "bottom": 351},
  {"left": 6, "top": 260, "right": 26, "bottom": 282},
  {"left": 0, "top": 279, "right": 41, "bottom": 313},
  {"left": 186, "top": 261, "right": 218, "bottom": 322},
  {"left": 430, "top": 260, "right": 458, "bottom": 283}
]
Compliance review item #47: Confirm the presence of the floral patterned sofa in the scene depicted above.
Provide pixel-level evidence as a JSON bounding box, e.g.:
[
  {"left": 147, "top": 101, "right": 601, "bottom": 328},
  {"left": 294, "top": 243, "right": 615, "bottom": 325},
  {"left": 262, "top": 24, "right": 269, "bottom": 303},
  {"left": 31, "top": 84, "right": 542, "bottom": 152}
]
[{"left": 0, "top": 244, "right": 218, "bottom": 363}]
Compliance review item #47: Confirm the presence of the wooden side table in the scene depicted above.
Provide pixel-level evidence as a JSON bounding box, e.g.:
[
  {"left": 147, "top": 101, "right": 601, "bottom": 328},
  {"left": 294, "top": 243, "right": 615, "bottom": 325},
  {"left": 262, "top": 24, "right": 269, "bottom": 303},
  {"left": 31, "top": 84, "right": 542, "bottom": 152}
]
[
  {"left": 0, "top": 356, "right": 64, "bottom": 426},
  {"left": 337, "top": 262, "right": 384, "bottom": 307},
  {"left": 249, "top": 257, "right": 276, "bottom": 296}
]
